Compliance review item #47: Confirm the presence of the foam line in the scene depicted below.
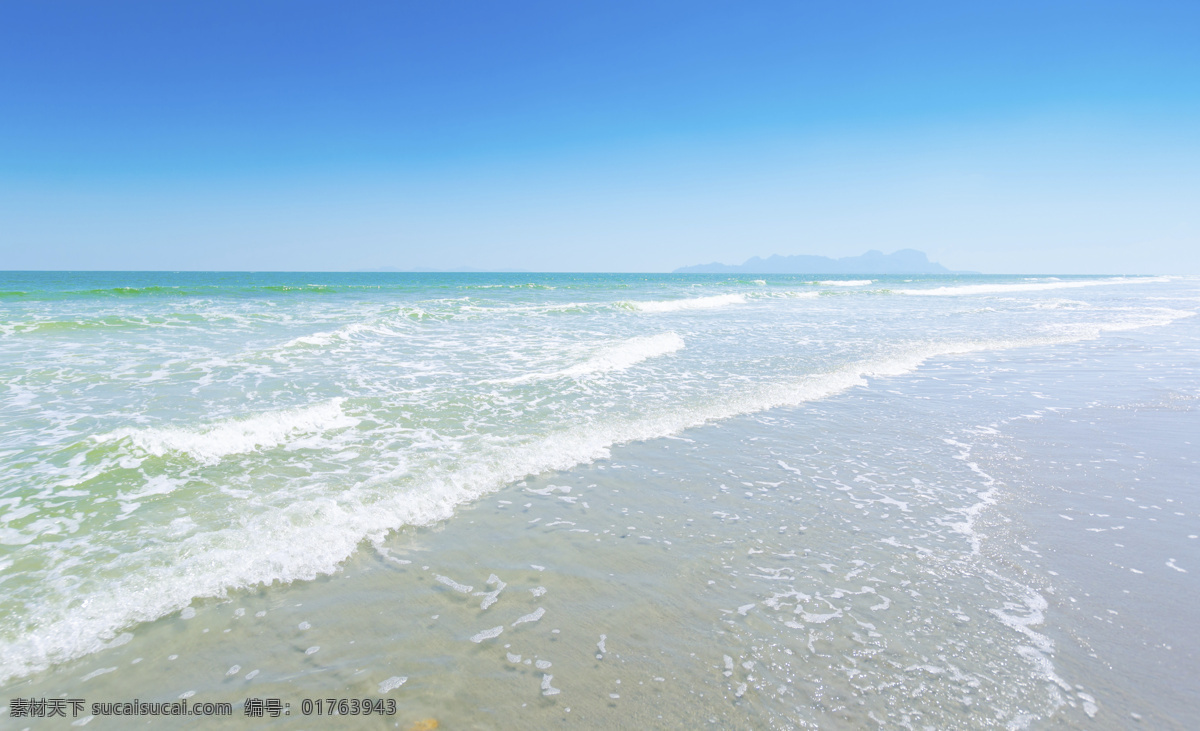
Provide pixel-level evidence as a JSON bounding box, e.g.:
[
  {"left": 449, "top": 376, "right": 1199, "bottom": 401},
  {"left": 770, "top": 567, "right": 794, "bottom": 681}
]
[
  {"left": 94, "top": 399, "right": 358, "bottom": 465},
  {"left": 896, "top": 276, "right": 1170, "bottom": 296},
  {"left": 493, "top": 332, "right": 684, "bottom": 384},
  {"left": 623, "top": 294, "right": 746, "bottom": 312}
]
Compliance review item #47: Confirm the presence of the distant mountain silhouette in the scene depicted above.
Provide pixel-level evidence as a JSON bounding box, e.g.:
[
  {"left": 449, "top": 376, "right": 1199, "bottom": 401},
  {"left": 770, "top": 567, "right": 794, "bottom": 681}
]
[
  {"left": 363, "top": 266, "right": 530, "bottom": 273},
  {"left": 675, "top": 249, "right": 968, "bottom": 274}
]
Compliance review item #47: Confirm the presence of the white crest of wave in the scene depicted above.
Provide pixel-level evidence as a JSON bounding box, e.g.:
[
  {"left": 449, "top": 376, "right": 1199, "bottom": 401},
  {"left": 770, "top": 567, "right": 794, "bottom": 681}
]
[
  {"left": 497, "top": 333, "right": 685, "bottom": 384},
  {"left": 280, "top": 322, "right": 386, "bottom": 348},
  {"left": 3, "top": 309, "right": 1193, "bottom": 687},
  {"left": 625, "top": 293, "right": 746, "bottom": 312},
  {"left": 561, "top": 332, "right": 684, "bottom": 376},
  {"left": 897, "top": 276, "right": 1170, "bottom": 296},
  {"left": 759, "top": 290, "right": 820, "bottom": 299},
  {"left": 95, "top": 399, "right": 359, "bottom": 464},
  {"left": 817, "top": 280, "right": 873, "bottom": 286}
]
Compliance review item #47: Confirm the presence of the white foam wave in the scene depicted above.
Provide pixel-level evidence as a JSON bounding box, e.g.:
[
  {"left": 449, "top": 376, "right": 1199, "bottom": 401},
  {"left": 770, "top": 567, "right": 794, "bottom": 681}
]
[
  {"left": 942, "top": 437, "right": 999, "bottom": 556},
  {"left": 624, "top": 294, "right": 746, "bottom": 312},
  {"left": 2, "top": 310, "right": 1191, "bottom": 687},
  {"left": 896, "top": 276, "right": 1170, "bottom": 296},
  {"left": 817, "top": 280, "right": 873, "bottom": 287},
  {"left": 280, "top": 322, "right": 390, "bottom": 348},
  {"left": 758, "top": 290, "right": 820, "bottom": 300},
  {"left": 495, "top": 333, "right": 684, "bottom": 384},
  {"left": 95, "top": 399, "right": 359, "bottom": 464},
  {"left": 988, "top": 578, "right": 1073, "bottom": 694},
  {"left": 277, "top": 308, "right": 434, "bottom": 350},
  {"left": 561, "top": 332, "right": 684, "bottom": 376}
]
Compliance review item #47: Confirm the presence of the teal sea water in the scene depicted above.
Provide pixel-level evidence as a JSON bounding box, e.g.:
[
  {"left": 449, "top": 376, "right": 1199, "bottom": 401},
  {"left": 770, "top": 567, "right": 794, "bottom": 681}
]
[{"left": 1, "top": 272, "right": 1197, "bottom": 728}]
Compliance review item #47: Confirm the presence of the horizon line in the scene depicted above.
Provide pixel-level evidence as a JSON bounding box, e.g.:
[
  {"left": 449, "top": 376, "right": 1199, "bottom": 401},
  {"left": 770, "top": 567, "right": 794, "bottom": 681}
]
[{"left": 0, "top": 270, "right": 1174, "bottom": 276}]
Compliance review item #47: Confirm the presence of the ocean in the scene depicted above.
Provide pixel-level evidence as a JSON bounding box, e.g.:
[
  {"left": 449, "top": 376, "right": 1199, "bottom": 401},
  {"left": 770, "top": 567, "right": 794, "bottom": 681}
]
[{"left": 0, "top": 272, "right": 1196, "bottom": 729}]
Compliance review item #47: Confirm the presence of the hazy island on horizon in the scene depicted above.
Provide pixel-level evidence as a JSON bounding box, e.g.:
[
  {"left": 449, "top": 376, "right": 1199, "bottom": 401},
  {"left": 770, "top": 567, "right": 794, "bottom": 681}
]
[{"left": 675, "top": 248, "right": 971, "bottom": 275}]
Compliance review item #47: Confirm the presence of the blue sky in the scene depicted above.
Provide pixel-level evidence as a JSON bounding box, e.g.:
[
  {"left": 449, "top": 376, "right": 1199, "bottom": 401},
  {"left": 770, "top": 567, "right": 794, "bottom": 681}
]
[{"left": 1, "top": 1, "right": 1198, "bottom": 273}]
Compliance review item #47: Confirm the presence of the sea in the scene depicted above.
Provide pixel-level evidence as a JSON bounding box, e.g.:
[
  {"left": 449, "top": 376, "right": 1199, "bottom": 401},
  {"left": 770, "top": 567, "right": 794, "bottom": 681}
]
[{"left": 0, "top": 271, "right": 1197, "bottom": 729}]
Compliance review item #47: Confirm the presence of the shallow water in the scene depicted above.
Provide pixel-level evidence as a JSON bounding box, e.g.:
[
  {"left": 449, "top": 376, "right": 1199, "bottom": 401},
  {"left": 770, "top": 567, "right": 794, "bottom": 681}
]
[{"left": 1, "top": 272, "right": 1196, "bottom": 728}]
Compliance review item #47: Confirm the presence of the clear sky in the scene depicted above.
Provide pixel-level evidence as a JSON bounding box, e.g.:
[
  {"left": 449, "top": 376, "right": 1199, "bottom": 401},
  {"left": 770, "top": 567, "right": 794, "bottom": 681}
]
[{"left": 2, "top": 1, "right": 1198, "bottom": 273}]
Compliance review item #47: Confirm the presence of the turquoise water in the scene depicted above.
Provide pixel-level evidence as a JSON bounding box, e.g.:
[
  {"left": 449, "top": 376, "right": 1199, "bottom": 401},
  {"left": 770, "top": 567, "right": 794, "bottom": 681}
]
[{"left": 1, "top": 272, "right": 1196, "bottom": 728}]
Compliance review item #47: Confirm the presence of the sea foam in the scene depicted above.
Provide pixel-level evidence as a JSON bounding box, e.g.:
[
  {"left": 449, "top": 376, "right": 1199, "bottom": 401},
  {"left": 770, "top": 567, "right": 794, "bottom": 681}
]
[
  {"left": 94, "top": 399, "right": 358, "bottom": 464},
  {"left": 624, "top": 294, "right": 746, "bottom": 312},
  {"left": 896, "top": 276, "right": 1170, "bottom": 296},
  {"left": 494, "top": 332, "right": 684, "bottom": 384}
]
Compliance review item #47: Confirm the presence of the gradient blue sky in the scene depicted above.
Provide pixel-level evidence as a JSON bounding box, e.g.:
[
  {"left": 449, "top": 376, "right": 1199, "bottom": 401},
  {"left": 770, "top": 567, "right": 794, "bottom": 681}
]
[{"left": 2, "top": 1, "right": 1198, "bottom": 273}]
